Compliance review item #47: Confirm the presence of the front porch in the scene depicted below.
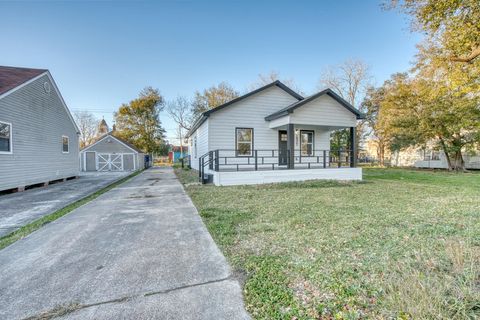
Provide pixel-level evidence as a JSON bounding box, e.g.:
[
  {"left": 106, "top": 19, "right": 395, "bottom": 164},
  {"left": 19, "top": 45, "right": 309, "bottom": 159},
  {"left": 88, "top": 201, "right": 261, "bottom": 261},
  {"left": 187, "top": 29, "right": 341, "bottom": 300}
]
[
  {"left": 199, "top": 123, "right": 360, "bottom": 185},
  {"left": 211, "top": 167, "right": 362, "bottom": 186}
]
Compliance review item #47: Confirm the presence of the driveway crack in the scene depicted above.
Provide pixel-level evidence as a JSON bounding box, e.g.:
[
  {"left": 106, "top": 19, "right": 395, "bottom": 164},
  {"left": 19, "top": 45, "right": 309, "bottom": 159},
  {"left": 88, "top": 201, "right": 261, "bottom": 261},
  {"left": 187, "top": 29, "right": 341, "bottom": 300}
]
[{"left": 22, "top": 276, "right": 233, "bottom": 320}]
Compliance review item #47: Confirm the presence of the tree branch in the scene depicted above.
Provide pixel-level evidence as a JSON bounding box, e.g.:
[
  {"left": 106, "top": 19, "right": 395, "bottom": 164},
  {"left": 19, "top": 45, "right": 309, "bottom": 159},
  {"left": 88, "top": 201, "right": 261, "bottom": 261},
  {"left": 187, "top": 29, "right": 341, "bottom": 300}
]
[{"left": 450, "top": 46, "right": 480, "bottom": 63}]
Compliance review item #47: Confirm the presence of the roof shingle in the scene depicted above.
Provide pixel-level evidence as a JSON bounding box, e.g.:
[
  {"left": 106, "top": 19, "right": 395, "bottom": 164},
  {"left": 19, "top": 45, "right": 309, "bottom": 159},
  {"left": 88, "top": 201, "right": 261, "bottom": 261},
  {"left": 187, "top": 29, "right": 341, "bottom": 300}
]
[{"left": 0, "top": 66, "right": 48, "bottom": 96}]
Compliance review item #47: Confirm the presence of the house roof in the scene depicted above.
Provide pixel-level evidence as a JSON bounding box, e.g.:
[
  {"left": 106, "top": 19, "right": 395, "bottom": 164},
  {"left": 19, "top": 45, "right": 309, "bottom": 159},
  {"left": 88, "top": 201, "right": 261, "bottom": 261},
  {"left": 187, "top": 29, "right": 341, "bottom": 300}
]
[
  {"left": 186, "top": 80, "right": 303, "bottom": 138},
  {"left": 265, "top": 88, "right": 365, "bottom": 121},
  {"left": 0, "top": 66, "right": 48, "bottom": 96},
  {"left": 81, "top": 132, "right": 143, "bottom": 153}
]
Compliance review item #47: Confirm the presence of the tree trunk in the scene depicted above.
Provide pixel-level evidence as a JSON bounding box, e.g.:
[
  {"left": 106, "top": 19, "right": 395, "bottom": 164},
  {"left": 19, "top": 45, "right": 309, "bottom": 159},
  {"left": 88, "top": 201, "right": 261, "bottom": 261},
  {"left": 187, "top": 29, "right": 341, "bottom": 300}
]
[
  {"left": 377, "top": 140, "right": 385, "bottom": 167},
  {"left": 452, "top": 150, "right": 466, "bottom": 172},
  {"left": 439, "top": 137, "right": 453, "bottom": 171}
]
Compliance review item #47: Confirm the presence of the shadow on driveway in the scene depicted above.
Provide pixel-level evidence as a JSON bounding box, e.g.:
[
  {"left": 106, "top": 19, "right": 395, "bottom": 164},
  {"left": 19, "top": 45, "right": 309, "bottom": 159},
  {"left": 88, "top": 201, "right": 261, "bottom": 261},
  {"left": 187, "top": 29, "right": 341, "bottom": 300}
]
[{"left": 0, "top": 172, "right": 129, "bottom": 237}]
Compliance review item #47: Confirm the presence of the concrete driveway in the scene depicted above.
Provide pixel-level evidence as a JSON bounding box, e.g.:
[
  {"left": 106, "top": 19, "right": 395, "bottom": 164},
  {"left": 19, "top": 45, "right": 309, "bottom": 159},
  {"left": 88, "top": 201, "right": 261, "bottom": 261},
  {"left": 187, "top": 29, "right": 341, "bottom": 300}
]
[
  {"left": 0, "top": 172, "right": 129, "bottom": 237},
  {"left": 0, "top": 167, "right": 250, "bottom": 320}
]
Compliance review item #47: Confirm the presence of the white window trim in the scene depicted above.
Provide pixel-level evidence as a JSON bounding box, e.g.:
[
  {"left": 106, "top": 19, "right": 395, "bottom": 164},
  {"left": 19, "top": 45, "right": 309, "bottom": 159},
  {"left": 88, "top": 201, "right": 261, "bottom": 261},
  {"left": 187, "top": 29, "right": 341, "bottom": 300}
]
[
  {"left": 300, "top": 130, "right": 314, "bottom": 157},
  {"left": 236, "top": 128, "right": 254, "bottom": 157},
  {"left": 62, "top": 135, "right": 70, "bottom": 154},
  {"left": 0, "top": 121, "right": 13, "bottom": 155}
]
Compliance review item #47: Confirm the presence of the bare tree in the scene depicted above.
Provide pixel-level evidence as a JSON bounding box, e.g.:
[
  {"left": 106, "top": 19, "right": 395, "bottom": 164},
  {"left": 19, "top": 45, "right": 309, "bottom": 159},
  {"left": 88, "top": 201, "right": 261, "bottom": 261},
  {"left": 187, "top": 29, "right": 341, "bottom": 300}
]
[
  {"left": 249, "top": 71, "right": 304, "bottom": 95},
  {"left": 319, "top": 59, "right": 371, "bottom": 108},
  {"left": 318, "top": 59, "right": 372, "bottom": 155},
  {"left": 167, "top": 96, "right": 193, "bottom": 156},
  {"left": 167, "top": 96, "right": 192, "bottom": 131},
  {"left": 73, "top": 110, "right": 98, "bottom": 148}
]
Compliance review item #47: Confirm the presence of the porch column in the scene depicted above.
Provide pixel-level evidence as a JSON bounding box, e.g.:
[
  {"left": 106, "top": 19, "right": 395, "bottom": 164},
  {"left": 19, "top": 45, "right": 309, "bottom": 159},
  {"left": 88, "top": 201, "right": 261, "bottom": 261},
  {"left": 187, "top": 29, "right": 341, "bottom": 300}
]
[
  {"left": 350, "top": 126, "right": 357, "bottom": 167},
  {"left": 287, "top": 123, "right": 295, "bottom": 169}
]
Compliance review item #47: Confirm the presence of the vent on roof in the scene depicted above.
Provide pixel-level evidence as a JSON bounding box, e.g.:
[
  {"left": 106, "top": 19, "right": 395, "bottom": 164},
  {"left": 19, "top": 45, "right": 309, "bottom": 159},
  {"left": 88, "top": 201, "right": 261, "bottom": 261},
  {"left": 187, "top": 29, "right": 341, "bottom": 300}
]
[{"left": 43, "top": 82, "right": 51, "bottom": 94}]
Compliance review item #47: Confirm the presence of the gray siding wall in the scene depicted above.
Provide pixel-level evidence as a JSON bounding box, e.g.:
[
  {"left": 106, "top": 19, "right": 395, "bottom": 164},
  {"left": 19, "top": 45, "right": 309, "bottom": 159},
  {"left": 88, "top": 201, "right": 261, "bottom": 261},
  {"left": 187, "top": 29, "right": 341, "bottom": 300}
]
[{"left": 0, "top": 74, "right": 79, "bottom": 191}]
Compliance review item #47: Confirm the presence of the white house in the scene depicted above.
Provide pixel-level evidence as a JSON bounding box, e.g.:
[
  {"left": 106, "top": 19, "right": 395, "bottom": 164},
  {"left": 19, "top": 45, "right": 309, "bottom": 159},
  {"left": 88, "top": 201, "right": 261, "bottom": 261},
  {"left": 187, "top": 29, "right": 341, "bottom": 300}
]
[{"left": 186, "top": 81, "right": 364, "bottom": 186}]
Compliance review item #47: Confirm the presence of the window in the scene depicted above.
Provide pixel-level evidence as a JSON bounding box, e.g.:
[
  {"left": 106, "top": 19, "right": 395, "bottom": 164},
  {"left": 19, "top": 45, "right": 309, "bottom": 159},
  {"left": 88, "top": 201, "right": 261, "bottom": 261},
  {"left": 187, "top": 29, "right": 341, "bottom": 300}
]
[
  {"left": 194, "top": 136, "right": 197, "bottom": 158},
  {"left": 0, "top": 121, "right": 12, "bottom": 154},
  {"left": 62, "top": 136, "right": 69, "bottom": 153},
  {"left": 236, "top": 128, "right": 253, "bottom": 156},
  {"left": 300, "top": 130, "right": 314, "bottom": 156}
]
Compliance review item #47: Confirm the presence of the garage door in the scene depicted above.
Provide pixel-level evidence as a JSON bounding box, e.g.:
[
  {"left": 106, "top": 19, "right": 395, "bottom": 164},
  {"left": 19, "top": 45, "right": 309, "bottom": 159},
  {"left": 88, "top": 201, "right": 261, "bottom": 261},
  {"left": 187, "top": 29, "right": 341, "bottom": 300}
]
[{"left": 98, "top": 154, "right": 123, "bottom": 171}]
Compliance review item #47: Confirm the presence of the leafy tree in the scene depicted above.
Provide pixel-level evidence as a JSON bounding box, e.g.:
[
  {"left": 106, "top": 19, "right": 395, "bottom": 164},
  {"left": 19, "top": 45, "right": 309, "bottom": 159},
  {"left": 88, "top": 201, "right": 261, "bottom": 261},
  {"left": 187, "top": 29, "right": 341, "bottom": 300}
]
[
  {"left": 386, "top": 0, "right": 480, "bottom": 63},
  {"left": 191, "top": 82, "right": 239, "bottom": 118},
  {"left": 114, "top": 87, "right": 167, "bottom": 154},
  {"left": 378, "top": 71, "right": 480, "bottom": 171},
  {"left": 362, "top": 86, "right": 390, "bottom": 165},
  {"left": 73, "top": 110, "right": 98, "bottom": 148}
]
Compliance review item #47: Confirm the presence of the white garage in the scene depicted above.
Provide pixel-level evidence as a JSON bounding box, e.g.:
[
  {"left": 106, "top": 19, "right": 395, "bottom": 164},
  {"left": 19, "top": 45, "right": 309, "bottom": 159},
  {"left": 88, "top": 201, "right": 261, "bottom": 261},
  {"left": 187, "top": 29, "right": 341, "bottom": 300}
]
[{"left": 80, "top": 133, "right": 145, "bottom": 172}]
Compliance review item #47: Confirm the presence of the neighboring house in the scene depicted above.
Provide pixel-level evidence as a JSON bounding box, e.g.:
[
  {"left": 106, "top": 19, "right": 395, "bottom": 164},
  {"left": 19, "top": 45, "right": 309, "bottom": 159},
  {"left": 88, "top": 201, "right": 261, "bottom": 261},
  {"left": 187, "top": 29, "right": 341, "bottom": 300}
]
[
  {"left": 0, "top": 66, "right": 80, "bottom": 192},
  {"left": 414, "top": 150, "right": 480, "bottom": 169},
  {"left": 168, "top": 145, "right": 188, "bottom": 163},
  {"left": 186, "top": 81, "right": 364, "bottom": 186},
  {"left": 363, "top": 138, "right": 480, "bottom": 169},
  {"left": 79, "top": 132, "right": 144, "bottom": 172}
]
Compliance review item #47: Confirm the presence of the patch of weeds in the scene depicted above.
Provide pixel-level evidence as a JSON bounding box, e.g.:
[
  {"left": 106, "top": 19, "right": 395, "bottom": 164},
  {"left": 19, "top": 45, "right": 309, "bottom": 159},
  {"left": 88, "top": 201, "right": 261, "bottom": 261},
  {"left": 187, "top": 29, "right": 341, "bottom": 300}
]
[
  {"left": 174, "top": 167, "right": 198, "bottom": 185},
  {"left": 199, "top": 208, "right": 253, "bottom": 249},
  {"left": 0, "top": 170, "right": 143, "bottom": 250},
  {"left": 244, "top": 256, "right": 305, "bottom": 320},
  {"left": 23, "top": 302, "right": 83, "bottom": 320}
]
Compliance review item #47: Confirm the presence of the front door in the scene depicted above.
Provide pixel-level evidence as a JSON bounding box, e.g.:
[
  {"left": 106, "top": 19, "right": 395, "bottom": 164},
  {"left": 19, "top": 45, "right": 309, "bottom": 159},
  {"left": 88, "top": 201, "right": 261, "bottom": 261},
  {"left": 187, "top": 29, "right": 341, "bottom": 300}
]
[{"left": 278, "top": 130, "right": 288, "bottom": 166}]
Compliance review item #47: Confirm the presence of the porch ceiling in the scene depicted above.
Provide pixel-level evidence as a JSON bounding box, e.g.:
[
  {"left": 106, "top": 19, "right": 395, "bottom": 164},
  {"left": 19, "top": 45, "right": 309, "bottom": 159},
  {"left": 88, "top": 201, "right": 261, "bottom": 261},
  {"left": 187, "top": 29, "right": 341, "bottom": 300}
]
[{"left": 267, "top": 116, "right": 352, "bottom": 131}]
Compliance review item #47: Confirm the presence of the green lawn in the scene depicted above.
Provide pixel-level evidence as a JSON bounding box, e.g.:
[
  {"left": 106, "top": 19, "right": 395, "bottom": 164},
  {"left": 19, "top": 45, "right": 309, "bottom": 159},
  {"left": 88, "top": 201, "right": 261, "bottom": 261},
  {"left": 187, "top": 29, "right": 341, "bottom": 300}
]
[{"left": 175, "top": 168, "right": 480, "bottom": 319}]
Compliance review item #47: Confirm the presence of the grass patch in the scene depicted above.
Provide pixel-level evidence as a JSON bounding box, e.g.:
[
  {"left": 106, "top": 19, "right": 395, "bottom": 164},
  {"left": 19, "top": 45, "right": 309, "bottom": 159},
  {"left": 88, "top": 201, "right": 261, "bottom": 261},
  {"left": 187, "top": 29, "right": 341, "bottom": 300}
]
[
  {"left": 176, "top": 167, "right": 480, "bottom": 319},
  {"left": 0, "top": 170, "right": 143, "bottom": 251}
]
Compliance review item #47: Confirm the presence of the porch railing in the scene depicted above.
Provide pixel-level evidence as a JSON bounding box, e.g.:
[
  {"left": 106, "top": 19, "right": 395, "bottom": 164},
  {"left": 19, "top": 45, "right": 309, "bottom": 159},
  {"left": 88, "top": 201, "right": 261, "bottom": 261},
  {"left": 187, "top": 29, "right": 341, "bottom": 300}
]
[{"left": 198, "top": 149, "right": 354, "bottom": 183}]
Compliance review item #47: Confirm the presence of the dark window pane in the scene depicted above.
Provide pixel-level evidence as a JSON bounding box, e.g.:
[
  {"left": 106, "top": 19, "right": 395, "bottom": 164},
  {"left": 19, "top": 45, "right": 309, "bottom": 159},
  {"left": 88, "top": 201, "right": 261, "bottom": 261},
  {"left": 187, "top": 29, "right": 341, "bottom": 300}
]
[
  {"left": 237, "top": 128, "right": 252, "bottom": 142},
  {"left": 0, "top": 138, "right": 9, "bottom": 152},
  {"left": 300, "top": 131, "right": 313, "bottom": 156},
  {"left": 0, "top": 123, "right": 11, "bottom": 152},
  {"left": 237, "top": 142, "right": 251, "bottom": 156},
  {"left": 62, "top": 136, "right": 69, "bottom": 152}
]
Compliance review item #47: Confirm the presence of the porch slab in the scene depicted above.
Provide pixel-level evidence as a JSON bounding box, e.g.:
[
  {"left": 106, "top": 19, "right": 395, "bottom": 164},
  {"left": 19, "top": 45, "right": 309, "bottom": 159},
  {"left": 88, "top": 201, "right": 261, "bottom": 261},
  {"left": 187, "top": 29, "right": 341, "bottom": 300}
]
[{"left": 212, "top": 167, "right": 362, "bottom": 186}]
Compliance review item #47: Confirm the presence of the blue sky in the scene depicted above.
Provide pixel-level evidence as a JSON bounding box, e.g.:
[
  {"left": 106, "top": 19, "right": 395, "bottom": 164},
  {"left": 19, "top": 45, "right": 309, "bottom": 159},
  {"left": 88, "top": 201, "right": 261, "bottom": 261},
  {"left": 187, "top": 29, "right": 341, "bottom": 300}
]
[{"left": 1, "top": 0, "right": 421, "bottom": 143}]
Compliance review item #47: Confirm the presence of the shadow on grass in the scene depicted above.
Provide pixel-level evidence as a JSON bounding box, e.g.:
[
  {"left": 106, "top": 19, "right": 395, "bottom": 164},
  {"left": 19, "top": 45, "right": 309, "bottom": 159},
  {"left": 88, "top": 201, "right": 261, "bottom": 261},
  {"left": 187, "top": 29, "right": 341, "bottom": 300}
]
[{"left": 253, "top": 179, "right": 368, "bottom": 190}]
